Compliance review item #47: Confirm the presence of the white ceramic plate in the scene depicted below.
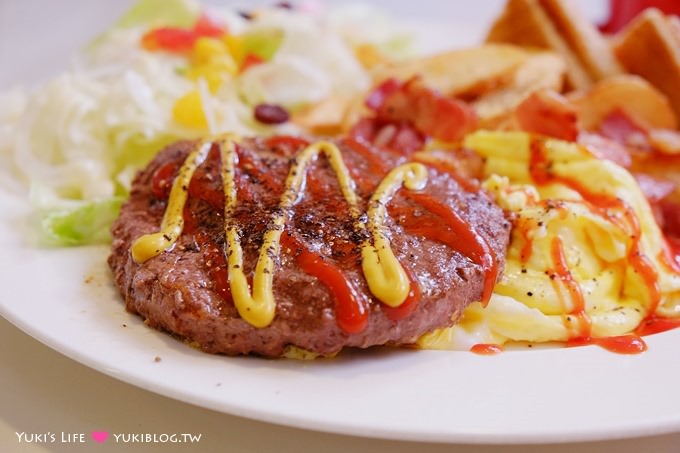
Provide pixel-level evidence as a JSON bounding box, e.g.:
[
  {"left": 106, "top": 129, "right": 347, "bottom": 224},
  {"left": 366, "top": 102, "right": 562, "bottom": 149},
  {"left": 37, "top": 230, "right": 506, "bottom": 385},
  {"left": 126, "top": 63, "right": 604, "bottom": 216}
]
[{"left": 3, "top": 0, "right": 680, "bottom": 445}]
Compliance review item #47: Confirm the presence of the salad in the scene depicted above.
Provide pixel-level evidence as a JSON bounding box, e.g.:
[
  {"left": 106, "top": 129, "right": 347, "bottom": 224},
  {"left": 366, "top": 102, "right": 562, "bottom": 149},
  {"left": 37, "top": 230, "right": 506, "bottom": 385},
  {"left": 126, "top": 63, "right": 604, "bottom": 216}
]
[{"left": 0, "top": 0, "right": 411, "bottom": 245}]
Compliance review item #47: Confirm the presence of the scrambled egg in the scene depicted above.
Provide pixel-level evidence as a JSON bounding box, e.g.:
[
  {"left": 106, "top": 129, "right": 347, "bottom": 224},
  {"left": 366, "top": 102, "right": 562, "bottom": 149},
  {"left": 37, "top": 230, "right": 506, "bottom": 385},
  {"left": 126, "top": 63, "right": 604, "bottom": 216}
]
[{"left": 419, "top": 131, "right": 680, "bottom": 350}]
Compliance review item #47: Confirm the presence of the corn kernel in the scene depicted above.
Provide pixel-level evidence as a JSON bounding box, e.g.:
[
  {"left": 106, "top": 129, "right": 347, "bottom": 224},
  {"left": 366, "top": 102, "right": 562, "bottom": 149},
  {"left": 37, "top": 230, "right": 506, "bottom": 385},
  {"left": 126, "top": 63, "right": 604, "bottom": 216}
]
[
  {"left": 199, "top": 73, "right": 223, "bottom": 93},
  {"left": 223, "top": 35, "right": 245, "bottom": 64},
  {"left": 172, "top": 90, "right": 208, "bottom": 129},
  {"left": 186, "top": 53, "right": 237, "bottom": 93},
  {"left": 193, "top": 37, "right": 227, "bottom": 65},
  {"left": 354, "top": 44, "right": 387, "bottom": 70},
  {"left": 209, "top": 54, "right": 238, "bottom": 75},
  {"left": 186, "top": 65, "right": 223, "bottom": 93}
]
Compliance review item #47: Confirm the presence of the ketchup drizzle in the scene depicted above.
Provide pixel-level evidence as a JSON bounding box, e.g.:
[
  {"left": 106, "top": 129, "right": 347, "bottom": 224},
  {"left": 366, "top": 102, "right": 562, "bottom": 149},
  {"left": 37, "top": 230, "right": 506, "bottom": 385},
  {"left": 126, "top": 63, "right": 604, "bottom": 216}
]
[
  {"left": 636, "top": 315, "right": 680, "bottom": 336},
  {"left": 567, "top": 335, "right": 647, "bottom": 354},
  {"left": 470, "top": 343, "right": 504, "bottom": 355},
  {"left": 550, "top": 236, "right": 591, "bottom": 339},
  {"left": 527, "top": 139, "right": 676, "bottom": 354},
  {"left": 281, "top": 232, "right": 369, "bottom": 333},
  {"left": 402, "top": 192, "right": 498, "bottom": 306},
  {"left": 380, "top": 265, "right": 421, "bottom": 321}
]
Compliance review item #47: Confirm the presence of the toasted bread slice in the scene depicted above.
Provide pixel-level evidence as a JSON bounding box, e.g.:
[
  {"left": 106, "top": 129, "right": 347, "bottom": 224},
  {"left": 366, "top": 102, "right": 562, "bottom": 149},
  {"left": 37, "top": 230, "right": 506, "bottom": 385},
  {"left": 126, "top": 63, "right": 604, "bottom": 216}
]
[
  {"left": 486, "top": 0, "right": 621, "bottom": 90},
  {"left": 538, "top": 0, "right": 622, "bottom": 80},
  {"left": 613, "top": 8, "right": 680, "bottom": 121}
]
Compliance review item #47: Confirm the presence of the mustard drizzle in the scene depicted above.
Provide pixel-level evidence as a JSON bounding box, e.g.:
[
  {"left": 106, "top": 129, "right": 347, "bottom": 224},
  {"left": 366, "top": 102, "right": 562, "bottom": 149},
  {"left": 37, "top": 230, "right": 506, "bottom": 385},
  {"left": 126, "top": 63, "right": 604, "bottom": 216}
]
[
  {"left": 362, "top": 163, "right": 428, "bottom": 306},
  {"left": 131, "top": 137, "right": 429, "bottom": 328},
  {"left": 130, "top": 141, "right": 213, "bottom": 263}
]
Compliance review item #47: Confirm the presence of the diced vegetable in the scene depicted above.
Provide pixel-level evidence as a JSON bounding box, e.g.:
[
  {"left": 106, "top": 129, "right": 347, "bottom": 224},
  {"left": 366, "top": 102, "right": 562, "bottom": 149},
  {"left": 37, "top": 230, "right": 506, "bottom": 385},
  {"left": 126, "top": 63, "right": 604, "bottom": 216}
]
[
  {"left": 173, "top": 89, "right": 208, "bottom": 128},
  {"left": 115, "top": 0, "right": 198, "bottom": 29},
  {"left": 141, "top": 12, "right": 228, "bottom": 54}
]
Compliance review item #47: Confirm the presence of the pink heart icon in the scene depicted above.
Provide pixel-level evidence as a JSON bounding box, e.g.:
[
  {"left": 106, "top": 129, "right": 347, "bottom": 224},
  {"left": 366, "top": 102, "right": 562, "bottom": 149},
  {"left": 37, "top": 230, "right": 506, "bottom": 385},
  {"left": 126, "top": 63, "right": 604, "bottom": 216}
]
[{"left": 91, "top": 431, "right": 109, "bottom": 443}]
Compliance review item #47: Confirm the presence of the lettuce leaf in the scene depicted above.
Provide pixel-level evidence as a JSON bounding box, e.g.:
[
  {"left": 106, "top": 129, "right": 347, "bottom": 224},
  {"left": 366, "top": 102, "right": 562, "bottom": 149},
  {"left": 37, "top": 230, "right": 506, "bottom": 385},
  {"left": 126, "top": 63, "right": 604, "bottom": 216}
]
[
  {"left": 40, "top": 198, "right": 124, "bottom": 246},
  {"left": 115, "top": 0, "right": 199, "bottom": 29},
  {"left": 87, "top": 0, "right": 199, "bottom": 51}
]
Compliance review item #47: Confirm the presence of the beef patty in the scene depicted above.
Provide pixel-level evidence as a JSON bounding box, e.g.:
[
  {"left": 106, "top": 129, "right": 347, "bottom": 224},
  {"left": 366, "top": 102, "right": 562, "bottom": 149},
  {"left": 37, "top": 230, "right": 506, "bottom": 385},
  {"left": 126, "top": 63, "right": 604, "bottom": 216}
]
[{"left": 108, "top": 135, "right": 510, "bottom": 357}]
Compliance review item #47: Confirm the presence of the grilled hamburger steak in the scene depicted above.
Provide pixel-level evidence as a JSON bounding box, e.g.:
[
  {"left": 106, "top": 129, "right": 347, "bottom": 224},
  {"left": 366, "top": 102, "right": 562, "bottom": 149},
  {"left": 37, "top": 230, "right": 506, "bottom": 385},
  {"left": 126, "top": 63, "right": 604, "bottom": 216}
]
[{"left": 108, "top": 135, "right": 510, "bottom": 357}]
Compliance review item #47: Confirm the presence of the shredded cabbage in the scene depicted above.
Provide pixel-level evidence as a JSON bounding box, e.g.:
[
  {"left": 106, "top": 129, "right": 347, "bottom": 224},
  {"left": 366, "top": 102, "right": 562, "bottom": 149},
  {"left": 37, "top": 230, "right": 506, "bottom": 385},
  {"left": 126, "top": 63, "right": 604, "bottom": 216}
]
[
  {"left": 9, "top": 51, "right": 193, "bottom": 245},
  {"left": 2, "top": 0, "right": 411, "bottom": 246},
  {"left": 237, "top": 8, "right": 370, "bottom": 110}
]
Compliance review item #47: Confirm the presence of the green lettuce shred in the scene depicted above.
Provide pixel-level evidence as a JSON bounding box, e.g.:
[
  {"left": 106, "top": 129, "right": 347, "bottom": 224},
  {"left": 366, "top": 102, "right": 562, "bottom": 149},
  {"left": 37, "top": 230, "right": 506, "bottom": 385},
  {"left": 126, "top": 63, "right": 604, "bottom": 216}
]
[{"left": 40, "top": 198, "right": 124, "bottom": 246}]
